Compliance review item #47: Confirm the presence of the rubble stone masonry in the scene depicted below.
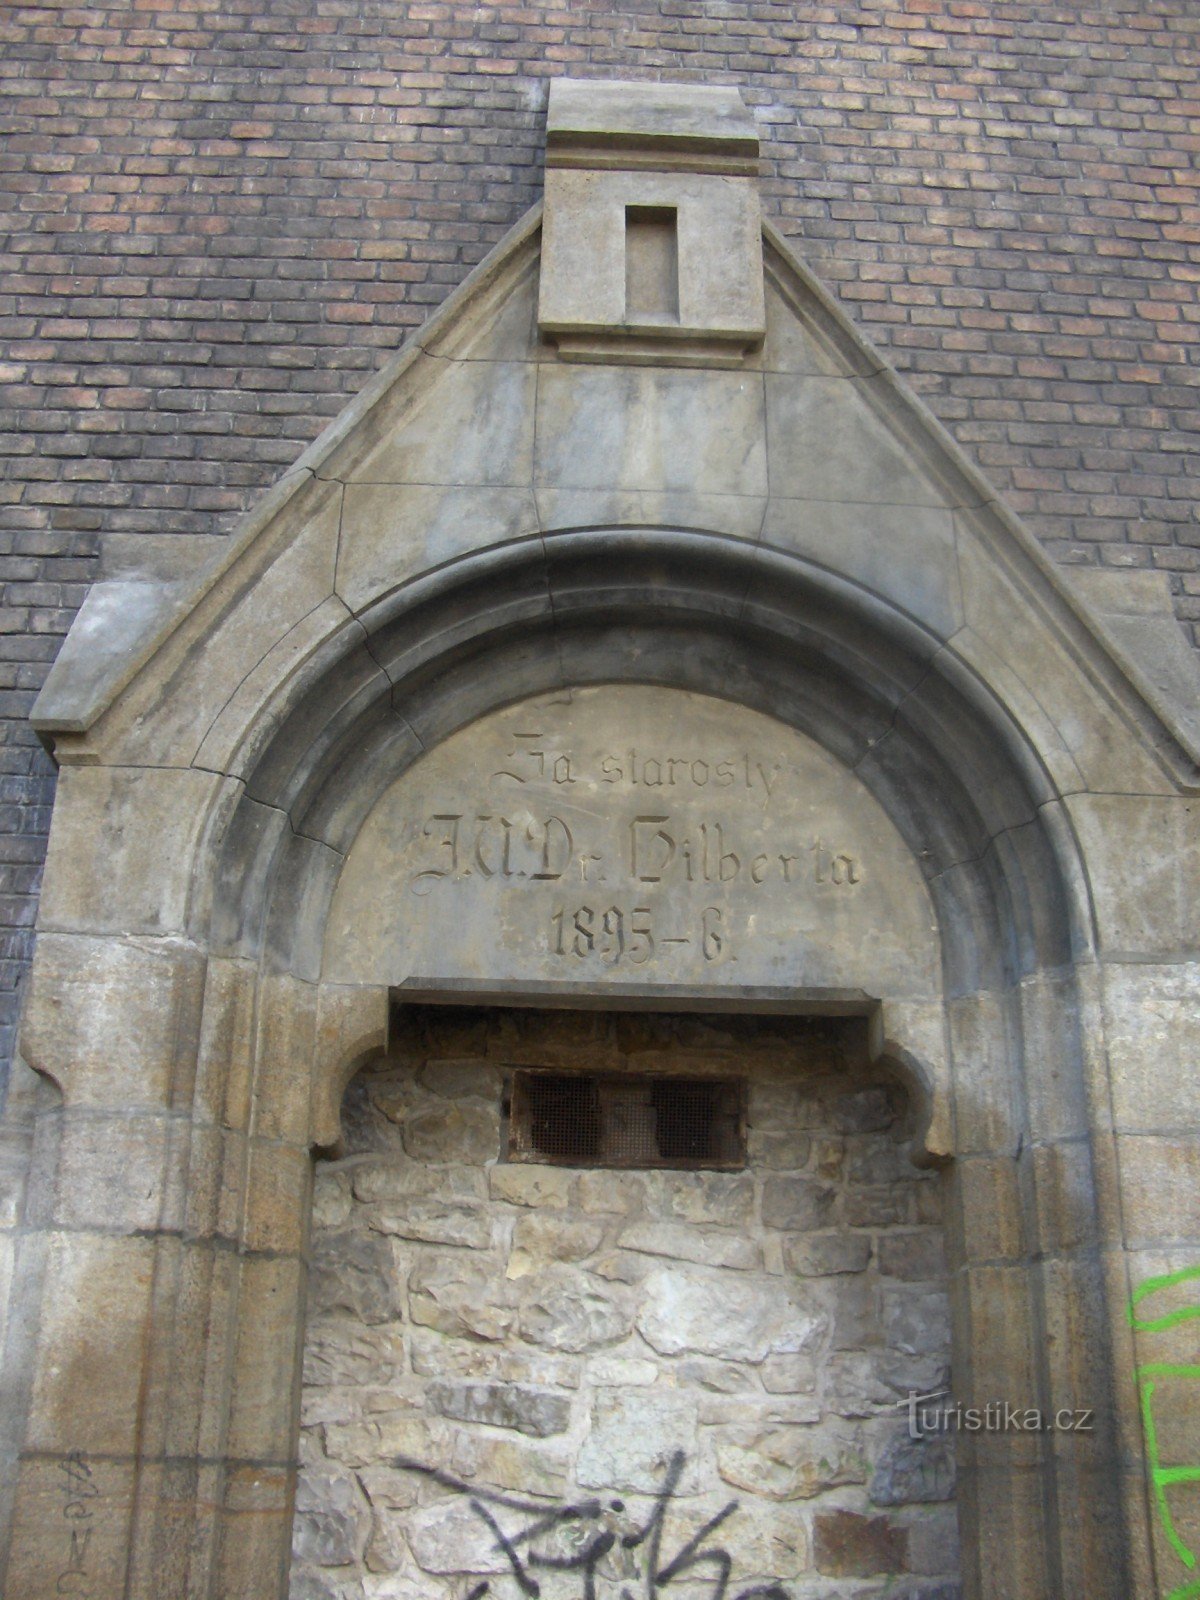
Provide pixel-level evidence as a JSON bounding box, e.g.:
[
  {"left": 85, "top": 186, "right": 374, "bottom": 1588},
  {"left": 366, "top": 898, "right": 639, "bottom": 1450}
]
[{"left": 295, "top": 1007, "right": 958, "bottom": 1600}]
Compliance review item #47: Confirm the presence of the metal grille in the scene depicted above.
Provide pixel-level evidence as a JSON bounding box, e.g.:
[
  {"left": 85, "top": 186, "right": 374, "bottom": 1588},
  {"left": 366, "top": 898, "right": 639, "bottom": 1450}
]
[{"left": 508, "top": 1071, "right": 745, "bottom": 1170}]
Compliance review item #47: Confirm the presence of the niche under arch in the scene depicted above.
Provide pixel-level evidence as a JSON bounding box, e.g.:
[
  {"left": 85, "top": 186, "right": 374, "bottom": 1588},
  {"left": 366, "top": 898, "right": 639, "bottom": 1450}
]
[{"left": 294, "top": 1004, "right": 960, "bottom": 1600}]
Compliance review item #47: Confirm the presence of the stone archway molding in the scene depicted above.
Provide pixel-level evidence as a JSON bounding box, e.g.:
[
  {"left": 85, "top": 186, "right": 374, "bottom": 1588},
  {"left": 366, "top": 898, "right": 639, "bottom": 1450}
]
[{"left": 4, "top": 106, "right": 1200, "bottom": 1598}]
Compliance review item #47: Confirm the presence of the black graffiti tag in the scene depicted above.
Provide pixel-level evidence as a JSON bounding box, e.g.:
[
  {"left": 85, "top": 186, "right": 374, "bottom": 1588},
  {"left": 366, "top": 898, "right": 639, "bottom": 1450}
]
[{"left": 395, "top": 1451, "right": 791, "bottom": 1600}]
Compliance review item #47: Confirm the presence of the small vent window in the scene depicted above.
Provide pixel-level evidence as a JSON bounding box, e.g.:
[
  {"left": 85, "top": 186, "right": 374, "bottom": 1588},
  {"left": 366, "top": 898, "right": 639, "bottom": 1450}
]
[
  {"left": 624, "top": 205, "right": 679, "bottom": 323},
  {"left": 508, "top": 1070, "right": 745, "bottom": 1170}
]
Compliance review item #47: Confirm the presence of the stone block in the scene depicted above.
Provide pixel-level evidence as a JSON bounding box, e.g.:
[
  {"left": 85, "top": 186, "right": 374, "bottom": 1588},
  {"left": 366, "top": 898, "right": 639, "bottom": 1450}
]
[
  {"left": 1030, "top": 1140, "right": 1098, "bottom": 1256},
  {"left": 904, "top": 1503, "right": 962, "bottom": 1577},
  {"left": 534, "top": 364, "right": 767, "bottom": 496},
  {"left": 746, "top": 1128, "right": 813, "bottom": 1170},
  {"left": 1018, "top": 969, "right": 1090, "bottom": 1145},
  {"left": 762, "top": 1175, "right": 838, "bottom": 1230},
  {"left": 22, "top": 934, "right": 206, "bottom": 1111},
  {"left": 813, "top": 1507, "right": 908, "bottom": 1577},
  {"left": 517, "top": 1267, "right": 634, "bottom": 1352},
  {"left": 489, "top": 1164, "right": 573, "bottom": 1209},
  {"left": 958, "top": 1267, "right": 1040, "bottom": 1459},
  {"left": 1101, "top": 961, "right": 1200, "bottom": 1132},
  {"left": 214, "top": 1465, "right": 294, "bottom": 1600},
  {"left": 409, "top": 1327, "right": 580, "bottom": 1389},
  {"left": 325, "top": 1411, "right": 445, "bottom": 1473},
  {"left": 100, "top": 475, "right": 342, "bottom": 770},
  {"left": 419, "top": 1058, "right": 499, "bottom": 1100},
  {"left": 954, "top": 1155, "right": 1024, "bottom": 1263},
  {"left": 404, "top": 1495, "right": 517, "bottom": 1578},
  {"left": 846, "top": 1186, "right": 913, "bottom": 1228},
  {"left": 945, "top": 990, "right": 1022, "bottom": 1156},
  {"left": 539, "top": 113, "right": 764, "bottom": 354},
  {"left": 1067, "top": 795, "right": 1199, "bottom": 957},
  {"left": 508, "top": 1211, "right": 605, "bottom": 1272},
  {"left": 426, "top": 1379, "right": 571, "bottom": 1438},
  {"left": 310, "top": 982, "right": 390, "bottom": 1148},
  {"left": 717, "top": 1422, "right": 866, "bottom": 1500},
  {"left": 320, "top": 682, "right": 940, "bottom": 996},
  {"left": 193, "top": 956, "right": 258, "bottom": 1134},
  {"left": 370, "top": 1197, "right": 492, "bottom": 1251},
  {"left": 952, "top": 529, "right": 1171, "bottom": 800},
  {"left": 762, "top": 268, "right": 878, "bottom": 378},
  {"left": 243, "top": 1138, "right": 310, "bottom": 1255},
  {"left": 817, "top": 1350, "right": 899, "bottom": 1416},
  {"left": 50, "top": 1109, "right": 177, "bottom": 1233},
  {"left": 617, "top": 1217, "right": 759, "bottom": 1271},
  {"left": 311, "top": 1168, "right": 351, "bottom": 1231},
  {"left": 348, "top": 359, "right": 536, "bottom": 487},
  {"left": 336, "top": 483, "right": 540, "bottom": 615},
  {"left": 350, "top": 1156, "right": 439, "bottom": 1205},
  {"left": 766, "top": 372, "right": 951, "bottom": 508},
  {"left": 3, "top": 1453, "right": 136, "bottom": 1600},
  {"left": 1119, "top": 1133, "right": 1200, "bottom": 1247},
  {"left": 831, "top": 1275, "right": 883, "bottom": 1350},
  {"left": 193, "top": 594, "right": 361, "bottom": 786},
  {"left": 293, "top": 1468, "right": 369, "bottom": 1568},
  {"left": 871, "top": 1428, "right": 957, "bottom": 1505},
  {"left": 409, "top": 1254, "right": 515, "bottom": 1343},
  {"left": 225, "top": 1254, "right": 306, "bottom": 1461},
  {"left": 423, "top": 254, "right": 541, "bottom": 363},
  {"left": 763, "top": 499, "right": 962, "bottom": 637},
  {"left": 832, "top": 1087, "right": 897, "bottom": 1133},
  {"left": 251, "top": 972, "right": 318, "bottom": 1145},
  {"left": 960, "top": 1462, "right": 1049, "bottom": 1596},
  {"left": 25, "top": 1232, "right": 156, "bottom": 1456},
  {"left": 40, "top": 764, "right": 232, "bottom": 934},
  {"left": 310, "top": 1230, "right": 402, "bottom": 1326},
  {"left": 536, "top": 485, "right": 767, "bottom": 542},
  {"left": 545, "top": 77, "right": 758, "bottom": 159},
  {"left": 643, "top": 1169, "right": 755, "bottom": 1225},
  {"left": 636, "top": 1264, "right": 823, "bottom": 1362},
  {"left": 896, "top": 1286, "right": 960, "bottom": 1363},
  {"left": 575, "top": 1387, "right": 699, "bottom": 1493},
  {"left": 761, "top": 1352, "right": 818, "bottom": 1394},
  {"left": 878, "top": 1231, "right": 947, "bottom": 1281},
  {"left": 302, "top": 1318, "right": 407, "bottom": 1389},
  {"left": 399, "top": 1101, "right": 500, "bottom": 1165},
  {"left": 448, "top": 1431, "right": 572, "bottom": 1498}
]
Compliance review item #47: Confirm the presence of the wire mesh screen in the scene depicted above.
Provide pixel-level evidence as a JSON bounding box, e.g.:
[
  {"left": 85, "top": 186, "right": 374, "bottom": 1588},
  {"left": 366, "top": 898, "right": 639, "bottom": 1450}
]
[{"left": 508, "top": 1071, "right": 745, "bottom": 1170}]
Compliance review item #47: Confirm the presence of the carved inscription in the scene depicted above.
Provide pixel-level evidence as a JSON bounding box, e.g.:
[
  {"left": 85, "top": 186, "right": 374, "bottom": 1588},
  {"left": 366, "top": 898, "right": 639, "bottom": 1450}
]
[
  {"left": 412, "top": 813, "right": 575, "bottom": 895},
  {"left": 549, "top": 904, "right": 726, "bottom": 964},
  {"left": 495, "top": 735, "right": 784, "bottom": 798},
  {"left": 403, "top": 723, "right": 868, "bottom": 971},
  {"left": 322, "top": 685, "right": 942, "bottom": 993},
  {"left": 411, "top": 813, "right": 859, "bottom": 897}
]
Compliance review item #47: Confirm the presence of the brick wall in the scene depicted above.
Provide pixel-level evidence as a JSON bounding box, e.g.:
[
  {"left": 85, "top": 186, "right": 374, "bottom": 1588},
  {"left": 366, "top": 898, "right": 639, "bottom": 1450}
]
[{"left": 2, "top": 0, "right": 1198, "bottom": 1086}]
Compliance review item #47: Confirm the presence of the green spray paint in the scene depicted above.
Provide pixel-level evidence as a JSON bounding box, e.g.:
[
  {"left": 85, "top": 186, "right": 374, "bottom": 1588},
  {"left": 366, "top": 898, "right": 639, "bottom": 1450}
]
[{"left": 1129, "top": 1267, "right": 1200, "bottom": 1597}]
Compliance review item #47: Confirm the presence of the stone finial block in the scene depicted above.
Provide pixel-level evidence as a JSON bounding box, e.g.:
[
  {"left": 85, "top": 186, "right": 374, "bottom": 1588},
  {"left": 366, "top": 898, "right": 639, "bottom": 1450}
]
[
  {"left": 538, "top": 79, "right": 765, "bottom": 365},
  {"left": 546, "top": 79, "right": 759, "bottom": 170}
]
